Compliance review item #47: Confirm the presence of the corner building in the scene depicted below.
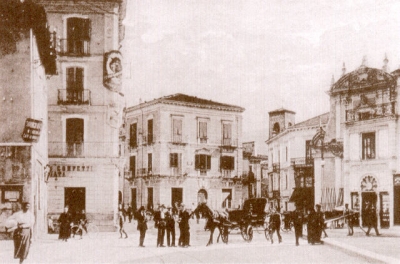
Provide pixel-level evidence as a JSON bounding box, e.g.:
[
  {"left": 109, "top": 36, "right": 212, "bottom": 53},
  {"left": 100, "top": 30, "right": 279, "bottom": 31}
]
[
  {"left": 123, "top": 94, "right": 245, "bottom": 211},
  {"left": 38, "top": 0, "right": 127, "bottom": 230}
]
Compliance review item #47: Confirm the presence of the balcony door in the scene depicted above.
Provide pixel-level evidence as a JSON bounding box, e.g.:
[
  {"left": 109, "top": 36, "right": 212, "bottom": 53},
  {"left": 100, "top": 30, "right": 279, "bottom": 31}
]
[
  {"left": 66, "top": 118, "right": 84, "bottom": 156},
  {"left": 66, "top": 67, "right": 84, "bottom": 104},
  {"left": 67, "top": 17, "right": 90, "bottom": 55}
]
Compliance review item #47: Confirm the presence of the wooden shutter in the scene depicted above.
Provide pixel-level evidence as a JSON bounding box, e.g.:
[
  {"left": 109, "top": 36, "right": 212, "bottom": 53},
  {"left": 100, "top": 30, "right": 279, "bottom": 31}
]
[{"left": 207, "top": 155, "right": 211, "bottom": 170}]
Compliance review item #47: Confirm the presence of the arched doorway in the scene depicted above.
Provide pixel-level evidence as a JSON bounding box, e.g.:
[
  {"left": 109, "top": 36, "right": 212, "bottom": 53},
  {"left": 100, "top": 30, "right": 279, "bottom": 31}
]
[
  {"left": 198, "top": 189, "right": 208, "bottom": 204},
  {"left": 360, "top": 175, "right": 378, "bottom": 226}
]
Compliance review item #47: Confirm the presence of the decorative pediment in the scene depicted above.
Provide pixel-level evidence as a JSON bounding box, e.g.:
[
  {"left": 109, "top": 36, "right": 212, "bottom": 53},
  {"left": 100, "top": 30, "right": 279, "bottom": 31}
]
[
  {"left": 195, "top": 148, "right": 212, "bottom": 154},
  {"left": 361, "top": 175, "right": 378, "bottom": 192}
]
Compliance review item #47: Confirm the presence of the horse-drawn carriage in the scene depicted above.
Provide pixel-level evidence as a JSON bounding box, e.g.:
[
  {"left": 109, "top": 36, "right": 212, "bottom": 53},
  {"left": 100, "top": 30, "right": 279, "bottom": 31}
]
[{"left": 194, "top": 197, "right": 270, "bottom": 246}]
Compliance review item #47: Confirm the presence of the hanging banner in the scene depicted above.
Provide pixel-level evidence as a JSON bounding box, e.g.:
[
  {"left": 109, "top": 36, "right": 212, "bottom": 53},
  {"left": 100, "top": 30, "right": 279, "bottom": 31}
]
[
  {"left": 103, "top": 50, "right": 123, "bottom": 92},
  {"left": 21, "top": 118, "right": 43, "bottom": 142}
]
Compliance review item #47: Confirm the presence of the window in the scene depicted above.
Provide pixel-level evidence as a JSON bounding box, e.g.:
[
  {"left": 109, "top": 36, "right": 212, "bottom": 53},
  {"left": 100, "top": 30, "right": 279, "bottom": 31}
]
[
  {"left": 129, "top": 156, "right": 136, "bottom": 177},
  {"left": 65, "top": 17, "right": 90, "bottom": 55},
  {"left": 129, "top": 123, "right": 137, "bottom": 148},
  {"left": 66, "top": 67, "right": 84, "bottom": 104},
  {"left": 147, "top": 119, "right": 153, "bottom": 144},
  {"left": 220, "top": 156, "right": 235, "bottom": 170},
  {"left": 172, "top": 119, "right": 182, "bottom": 143},
  {"left": 148, "top": 153, "right": 152, "bottom": 173},
  {"left": 199, "top": 121, "right": 207, "bottom": 143},
  {"left": 222, "top": 189, "right": 232, "bottom": 208},
  {"left": 306, "top": 140, "right": 313, "bottom": 163},
  {"left": 362, "top": 132, "right": 375, "bottom": 160},
  {"left": 195, "top": 154, "right": 211, "bottom": 170},
  {"left": 66, "top": 118, "right": 84, "bottom": 156},
  {"left": 222, "top": 123, "right": 232, "bottom": 146},
  {"left": 170, "top": 153, "right": 178, "bottom": 167}
]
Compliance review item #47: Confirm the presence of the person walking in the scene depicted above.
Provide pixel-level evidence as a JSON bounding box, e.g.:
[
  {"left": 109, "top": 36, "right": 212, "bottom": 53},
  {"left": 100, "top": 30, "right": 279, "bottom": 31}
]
[
  {"left": 344, "top": 203, "right": 354, "bottom": 236},
  {"left": 269, "top": 207, "right": 282, "bottom": 244},
  {"left": 314, "top": 204, "right": 325, "bottom": 244},
  {"left": 136, "top": 206, "right": 147, "bottom": 247},
  {"left": 180, "top": 204, "right": 191, "bottom": 247},
  {"left": 365, "top": 203, "right": 380, "bottom": 236},
  {"left": 306, "top": 208, "right": 316, "bottom": 244},
  {"left": 58, "top": 206, "right": 72, "bottom": 242},
  {"left": 292, "top": 204, "right": 304, "bottom": 246},
  {"left": 127, "top": 203, "right": 133, "bottom": 223},
  {"left": 118, "top": 210, "right": 128, "bottom": 239},
  {"left": 166, "top": 206, "right": 176, "bottom": 247},
  {"left": 8, "top": 202, "right": 35, "bottom": 264}
]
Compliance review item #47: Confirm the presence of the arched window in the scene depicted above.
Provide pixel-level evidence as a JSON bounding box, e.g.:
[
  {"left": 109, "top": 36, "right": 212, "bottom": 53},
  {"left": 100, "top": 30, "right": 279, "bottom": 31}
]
[{"left": 272, "top": 122, "right": 280, "bottom": 135}]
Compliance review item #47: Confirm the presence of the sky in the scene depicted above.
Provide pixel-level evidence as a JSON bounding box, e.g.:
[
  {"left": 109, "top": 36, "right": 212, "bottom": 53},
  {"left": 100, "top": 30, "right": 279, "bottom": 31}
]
[{"left": 121, "top": 0, "right": 400, "bottom": 154}]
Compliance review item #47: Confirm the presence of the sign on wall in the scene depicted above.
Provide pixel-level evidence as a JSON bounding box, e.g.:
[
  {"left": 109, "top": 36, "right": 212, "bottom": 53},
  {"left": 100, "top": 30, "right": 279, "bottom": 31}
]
[
  {"left": 21, "top": 118, "right": 42, "bottom": 142},
  {"left": 103, "top": 50, "right": 122, "bottom": 92}
]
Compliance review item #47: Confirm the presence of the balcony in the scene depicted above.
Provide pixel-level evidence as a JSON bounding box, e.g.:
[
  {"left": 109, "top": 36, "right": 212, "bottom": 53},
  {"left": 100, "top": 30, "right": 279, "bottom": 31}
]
[
  {"left": 345, "top": 102, "right": 396, "bottom": 122},
  {"left": 48, "top": 142, "right": 118, "bottom": 158},
  {"left": 59, "top": 39, "right": 90, "bottom": 56},
  {"left": 222, "top": 170, "right": 232, "bottom": 178},
  {"left": 58, "top": 89, "right": 91, "bottom": 105}
]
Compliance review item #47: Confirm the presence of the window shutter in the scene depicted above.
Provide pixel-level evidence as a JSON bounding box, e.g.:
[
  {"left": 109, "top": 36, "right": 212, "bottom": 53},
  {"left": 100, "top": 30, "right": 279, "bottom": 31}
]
[
  {"left": 67, "top": 67, "right": 74, "bottom": 90},
  {"left": 207, "top": 155, "right": 211, "bottom": 170},
  {"left": 76, "top": 68, "right": 84, "bottom": 90},
  {"left": 195, "top": 155, "right": 200, "bottom": 169}
]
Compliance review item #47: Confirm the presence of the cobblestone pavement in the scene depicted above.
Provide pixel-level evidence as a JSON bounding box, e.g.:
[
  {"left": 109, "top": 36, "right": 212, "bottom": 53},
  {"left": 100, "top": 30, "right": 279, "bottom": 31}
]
[{"left": 0, "top": 219, "right": 399, "bottom": 263}]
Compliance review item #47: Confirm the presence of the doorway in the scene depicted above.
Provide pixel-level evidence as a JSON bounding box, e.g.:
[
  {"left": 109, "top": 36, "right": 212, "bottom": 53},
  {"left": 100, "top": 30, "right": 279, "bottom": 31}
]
[
  {"left": 394, "top": 185, "right": 400, "bottom": 225},
  {"left": 65, "top": 187, "right": 85, "bottom": 216},
  {"left": 361, "top": 192, "right": 377, "bottom": 226},
  {"left": 171, "top": 188, "right": 183, "bottom": 207},
  {"left": 197, "top": 189, "right": 208, "bottom": 204},
  {"left": 131, "top": 188, "right": 137, "bottom": 213}
]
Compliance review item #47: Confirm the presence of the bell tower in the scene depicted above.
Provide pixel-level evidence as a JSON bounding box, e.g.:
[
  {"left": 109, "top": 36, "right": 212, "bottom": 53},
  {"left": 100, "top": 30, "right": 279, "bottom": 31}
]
[{"left": 268, "top": 108, "right": 296, "bottom": 139}]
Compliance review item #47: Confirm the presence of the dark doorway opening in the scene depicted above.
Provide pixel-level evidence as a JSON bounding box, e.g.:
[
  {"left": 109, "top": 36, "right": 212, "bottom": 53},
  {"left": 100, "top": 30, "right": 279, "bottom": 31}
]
[
  {"left": 131, "top": 188, "right": 137, "bottom": 213},
  {"left": 361, "top": 192, "right": 377, "bottom": 226},
  {"left": 394, "top": 186, "right": 400, "bottom": 225},
  {"left": 172, "top": 188, "right": 183, "bottom": 207},
  {"left": 147, "top": 187, "right": 153, "bottom": 210},
  {"left": 197, "top": 189, "right": 207, "bottom": 204},
  {"left": 65, "top": 187, "right": 85, "bottom": 217}
]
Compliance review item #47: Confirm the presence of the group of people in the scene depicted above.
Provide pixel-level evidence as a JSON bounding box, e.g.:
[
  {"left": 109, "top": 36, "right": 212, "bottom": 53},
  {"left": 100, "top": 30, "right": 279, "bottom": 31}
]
[
  {"left": 57, "top": 206, "right": 88, "bottom": 241},
  {"left": 116, "top": 202, "right": 193, "bottom": 248}
]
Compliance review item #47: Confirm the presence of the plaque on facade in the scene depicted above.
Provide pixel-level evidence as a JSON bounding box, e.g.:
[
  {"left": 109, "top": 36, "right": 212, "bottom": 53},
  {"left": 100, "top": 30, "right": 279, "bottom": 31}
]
[
  {"left": 21, "top": 118, "right": 42, "bottom": 142},
  {"left": 103, "top": 50, "right": 123, "bottom": 92}
]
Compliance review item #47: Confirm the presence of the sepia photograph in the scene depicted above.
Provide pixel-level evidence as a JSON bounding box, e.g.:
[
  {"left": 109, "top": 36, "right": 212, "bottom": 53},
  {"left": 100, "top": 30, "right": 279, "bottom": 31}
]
[{"left": 1, "top": 0, "right": 400, "bottom": 263}]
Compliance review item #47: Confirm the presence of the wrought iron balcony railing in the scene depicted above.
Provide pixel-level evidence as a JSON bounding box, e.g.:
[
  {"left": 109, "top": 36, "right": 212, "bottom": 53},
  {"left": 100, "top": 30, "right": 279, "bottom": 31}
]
[
  {"left": 48, "top": 142, "right": 119, "bottom": 158},
  {"left": 58, "top": 89, "right": 91, "bottom": 105},
  {"left": 59, "top": 39, "right": 90, "bottom": 56},
  {"left": 345, "top": 102, "right": 396, "bottom": 122},
  {"left": 291, "top": 157, "right": 314, "bottom": 167}
]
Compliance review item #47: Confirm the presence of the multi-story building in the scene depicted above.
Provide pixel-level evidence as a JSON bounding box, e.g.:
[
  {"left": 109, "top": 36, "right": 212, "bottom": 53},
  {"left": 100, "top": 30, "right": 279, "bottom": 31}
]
[
  {"left": 242, "top": 141, "right": 268, "bottom": 199},
  {"left": 39, "top": 0, "right": 126, "bottom": 230},
  {"left": 123, "top": 94, "right": 245, "bottom": 211},
  {"left": 0, "top": 0, "right": 56, "bottom": 238},
  {"left": 315, "top": 58, "right": 400, "bottom": 228},
  {"left": 265, "top": 108, "right": 329, "bottom": 212}
]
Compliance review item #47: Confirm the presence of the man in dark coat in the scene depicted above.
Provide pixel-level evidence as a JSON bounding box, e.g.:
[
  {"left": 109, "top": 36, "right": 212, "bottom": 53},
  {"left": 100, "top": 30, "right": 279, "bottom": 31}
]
[
  {"left": 292, "top": 204, "right": 304, "bottom": 246},
  {"left": 269, "top": 207, "right": 282, "bottom": 244},
  {"left": 314, "top": 204, "right": 325, "bottom": 244},
  {"left": 344, "top": 203, "right": 354, "bottom": 236},
  {"left": 179, "top": 204, "right": 191, "bottom": 247},
  {"left": 365, "top": 203, "right": 380, "bottom": 236},
  {"left": 58, "top": 206, "right": 72, "bottom": 241},
  {"left": 154, "top": 204, "right": 167, "bottom": 247},
  {"left": 166, "top": 206, "right": 176, "bottom": 247},
  {"left": 136, "top": 206, "right": 147, "bottom": 247}
]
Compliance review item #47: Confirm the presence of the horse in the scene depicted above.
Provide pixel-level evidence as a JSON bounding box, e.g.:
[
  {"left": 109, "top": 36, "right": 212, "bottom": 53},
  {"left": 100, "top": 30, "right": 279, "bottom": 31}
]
[{"left": 192, "top": 203, "right": 229, "bottom": 246}]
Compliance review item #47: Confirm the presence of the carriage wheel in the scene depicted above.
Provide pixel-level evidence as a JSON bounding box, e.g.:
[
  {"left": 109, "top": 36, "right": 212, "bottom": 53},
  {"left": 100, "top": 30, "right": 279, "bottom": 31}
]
[
  {"left": 264, "top": 228, "right": 270, "bottom": 240},
  {"left": 241, "top": 225, "right": 253, "bottom": 242},
  {"left": 221, "top": 227, "right": 229, "bottom": 244}
]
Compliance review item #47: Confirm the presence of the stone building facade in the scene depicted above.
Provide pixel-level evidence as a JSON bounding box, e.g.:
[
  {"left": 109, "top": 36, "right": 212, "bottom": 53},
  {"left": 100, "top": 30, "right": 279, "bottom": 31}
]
[
  {"left": 38, "top": 0, "right": 126, "bottom": 230},
  {"left": 123, "top": 94, "right": 245, "bottom": 211},
  {"left": 0, "top": 0, "right": 56, "bottom": 238},
  {"left": 266, "top": 108, "right": 329, "bottom": 212}
]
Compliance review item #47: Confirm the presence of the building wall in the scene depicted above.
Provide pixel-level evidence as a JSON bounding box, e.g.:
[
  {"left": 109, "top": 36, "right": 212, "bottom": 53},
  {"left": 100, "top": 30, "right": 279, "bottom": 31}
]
[{"left": 124, "top": 101, "right": 244, "bottom": 210}]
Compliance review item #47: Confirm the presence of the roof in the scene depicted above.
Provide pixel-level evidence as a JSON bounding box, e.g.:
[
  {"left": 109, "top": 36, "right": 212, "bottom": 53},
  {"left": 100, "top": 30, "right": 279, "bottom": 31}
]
[
  {"left": 291, "top": 112, "right": 329, "bottom": 129},
  {"left": 331, "top": 66, "right": 396, "bottom": 94},
  {"left": 127, "top": 93, "right": 245, "bottom": 112},
  {"left": 268, "top": 108, "right": 296, "bottom": 115}
]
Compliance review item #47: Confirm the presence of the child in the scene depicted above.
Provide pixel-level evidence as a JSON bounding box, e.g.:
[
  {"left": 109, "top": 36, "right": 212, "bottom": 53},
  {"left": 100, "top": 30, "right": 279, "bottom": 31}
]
[{"left": 118, "top": 211, "right": 128, "bottom": 239}]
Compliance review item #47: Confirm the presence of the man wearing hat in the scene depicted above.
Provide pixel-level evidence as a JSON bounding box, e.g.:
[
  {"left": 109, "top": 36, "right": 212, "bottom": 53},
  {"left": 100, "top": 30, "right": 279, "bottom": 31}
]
[
  {"left": 165, "top": 206, "right": 176, "bottom": 247},
  {"left": 314, "top": 204, "right": 325, "bottom": 244},
  {"left": 136, "top": 206, "right": 147, "bottom": 247},
  {"left": 154, "top": 204, "right": 167, "bottom": 247}
]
